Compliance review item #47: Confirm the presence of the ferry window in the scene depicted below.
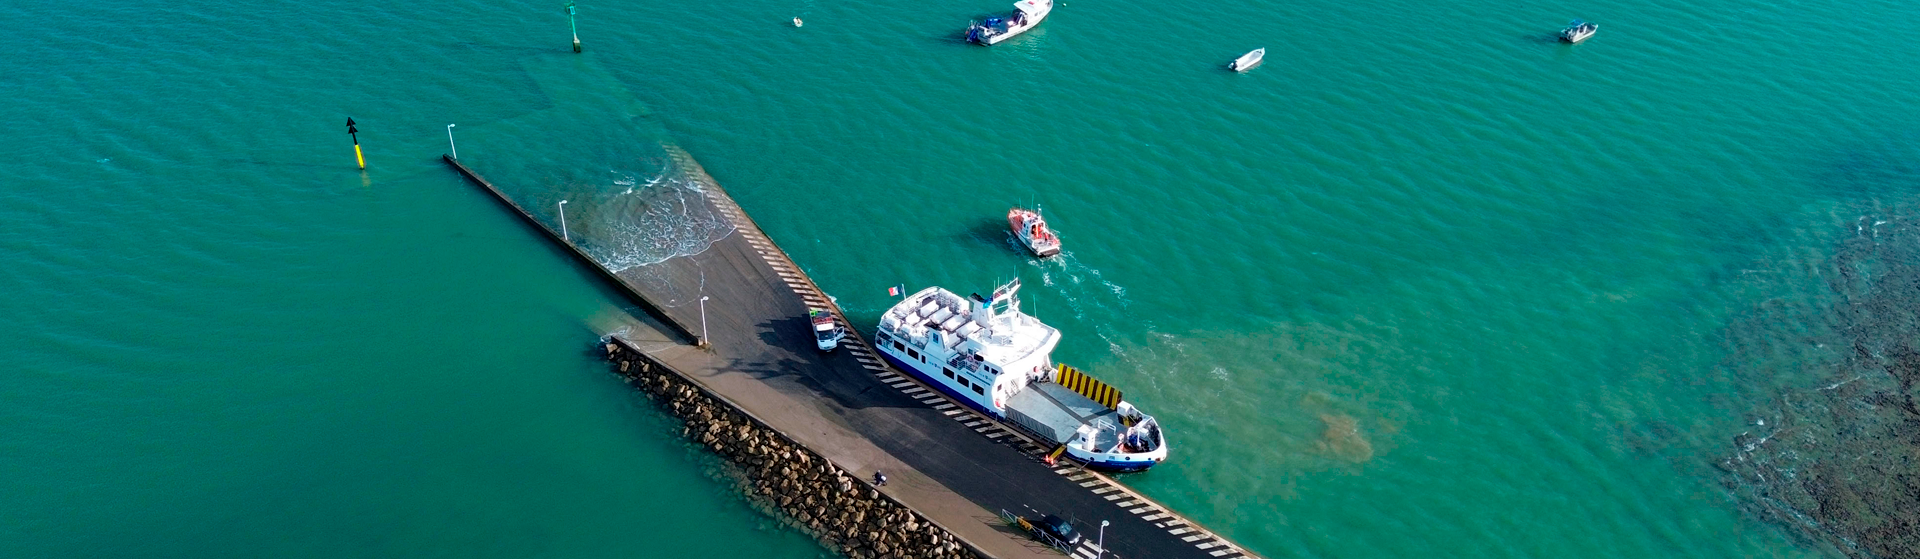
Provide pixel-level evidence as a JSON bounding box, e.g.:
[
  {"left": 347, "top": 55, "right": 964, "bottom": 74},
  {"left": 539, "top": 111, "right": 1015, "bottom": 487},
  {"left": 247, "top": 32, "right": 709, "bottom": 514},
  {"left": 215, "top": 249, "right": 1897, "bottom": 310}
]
[
  {"left": 943, "top": 368, "right": 956, "bottom": 379},
  {"left": 893, "top": 341, "right": 905, "bottom": 351},
  {"left": 971, "top": 384, "right": 985, "bottom": 395},
  {"left": 908, "top": 349, "right": 920, "bottom": 361}
]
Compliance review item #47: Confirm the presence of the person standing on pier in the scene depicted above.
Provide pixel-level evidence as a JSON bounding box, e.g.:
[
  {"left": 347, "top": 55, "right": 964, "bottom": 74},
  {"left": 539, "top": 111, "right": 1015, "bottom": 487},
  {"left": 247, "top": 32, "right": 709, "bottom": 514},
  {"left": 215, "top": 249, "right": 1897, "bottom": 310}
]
[{"left": 873, "top": 471, "right": 888, "bottom": 487}]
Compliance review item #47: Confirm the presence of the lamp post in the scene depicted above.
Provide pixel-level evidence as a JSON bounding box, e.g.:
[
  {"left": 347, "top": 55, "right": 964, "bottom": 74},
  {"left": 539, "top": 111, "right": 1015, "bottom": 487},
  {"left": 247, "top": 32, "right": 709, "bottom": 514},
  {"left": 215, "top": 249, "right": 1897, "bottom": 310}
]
[
  {"left": 445, "top": 124, "right": 457, "bottom": 159},
  {"left": 699, "top": 296, "right": 711, "bottom": 347},
  {"left": 557, "top": 200, "right": 569, "bottom": 242},
  {"left": 1098, "top": 520, "right": 1109, "bottom": 559}
]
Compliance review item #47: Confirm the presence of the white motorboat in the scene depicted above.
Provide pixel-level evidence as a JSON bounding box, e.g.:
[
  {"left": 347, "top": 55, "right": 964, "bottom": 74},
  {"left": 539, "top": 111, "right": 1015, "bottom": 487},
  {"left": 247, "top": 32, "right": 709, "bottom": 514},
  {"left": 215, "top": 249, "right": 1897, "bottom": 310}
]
[
  {"left": 1007, "top": 207, "right": 1060, "bottom": 257},
  {"left": 1560, "top": 20, "right": 1597, "bottom": 43},
  {"left": 874, "top": 280, "right": 1169, "bottom": 471},
  {"left": 965, "top": 0, "right": 1052, "bottom": 45},
  {"left": 1229, "top": 48, "right": 1265, "bottom": 72}
]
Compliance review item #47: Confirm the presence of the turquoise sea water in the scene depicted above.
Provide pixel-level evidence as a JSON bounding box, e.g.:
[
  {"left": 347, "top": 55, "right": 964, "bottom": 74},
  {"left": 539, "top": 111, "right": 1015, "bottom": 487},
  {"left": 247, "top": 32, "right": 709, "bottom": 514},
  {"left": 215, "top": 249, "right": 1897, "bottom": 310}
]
[{"left": 5, "top": 0, "right": 1918, "bottom": 556}]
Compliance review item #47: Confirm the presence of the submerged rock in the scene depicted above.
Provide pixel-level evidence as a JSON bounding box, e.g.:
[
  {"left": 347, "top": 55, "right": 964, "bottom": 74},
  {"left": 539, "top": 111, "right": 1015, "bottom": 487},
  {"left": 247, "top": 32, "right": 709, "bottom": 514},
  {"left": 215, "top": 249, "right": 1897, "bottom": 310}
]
[
  {"left": 1317, "top": 413, "right": 1374, "bottom": 463},
  {"left": 1719, "top": 200, "right": 1920, "bottom": 558}
]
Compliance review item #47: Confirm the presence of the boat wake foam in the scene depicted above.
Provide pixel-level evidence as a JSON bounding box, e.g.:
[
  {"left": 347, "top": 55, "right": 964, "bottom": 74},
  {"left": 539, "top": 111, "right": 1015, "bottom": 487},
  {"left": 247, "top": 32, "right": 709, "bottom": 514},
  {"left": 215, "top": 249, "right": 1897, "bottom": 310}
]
[{"left": 1029, "top": 250, "right": 1146, "bottom": 354}]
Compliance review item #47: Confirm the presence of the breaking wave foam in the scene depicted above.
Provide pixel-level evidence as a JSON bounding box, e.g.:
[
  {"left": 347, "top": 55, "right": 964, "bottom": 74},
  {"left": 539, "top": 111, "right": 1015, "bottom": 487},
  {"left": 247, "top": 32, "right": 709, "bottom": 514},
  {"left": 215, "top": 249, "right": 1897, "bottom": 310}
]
[{"left": 586, "top": 160, "right": 737, "bottom": 273}]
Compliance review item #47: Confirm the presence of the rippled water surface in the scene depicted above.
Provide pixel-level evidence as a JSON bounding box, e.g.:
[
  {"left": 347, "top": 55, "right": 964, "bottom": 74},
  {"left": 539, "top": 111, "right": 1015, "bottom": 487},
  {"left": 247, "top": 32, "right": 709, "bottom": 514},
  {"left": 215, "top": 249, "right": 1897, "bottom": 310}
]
[{"left": 4, "top": 0, "right": 1917, "bottom": 556}]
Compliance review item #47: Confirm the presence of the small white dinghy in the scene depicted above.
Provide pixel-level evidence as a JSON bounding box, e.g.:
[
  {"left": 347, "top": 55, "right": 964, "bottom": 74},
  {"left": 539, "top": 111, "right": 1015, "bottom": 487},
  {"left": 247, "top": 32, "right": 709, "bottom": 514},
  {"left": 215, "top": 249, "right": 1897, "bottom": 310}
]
[{"left": 1229, "top": 48, "right": 1265, "bottom": 72}]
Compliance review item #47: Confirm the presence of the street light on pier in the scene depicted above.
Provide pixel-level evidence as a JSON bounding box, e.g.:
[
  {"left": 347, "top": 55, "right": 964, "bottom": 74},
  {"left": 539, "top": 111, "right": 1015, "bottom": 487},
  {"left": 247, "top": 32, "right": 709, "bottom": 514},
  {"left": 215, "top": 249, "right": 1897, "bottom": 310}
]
[
  {"left": 699, "top": 296, "right": 711, "bottom": 348},
  {"left": 557, "top": 200, "right": 569, "bottom": 242},
  {"left": 1098, "top": 520, "right": 1109, "bottom": 559},
  {"left": 445, "top": 124, "right": 457, "bottom": 159}
]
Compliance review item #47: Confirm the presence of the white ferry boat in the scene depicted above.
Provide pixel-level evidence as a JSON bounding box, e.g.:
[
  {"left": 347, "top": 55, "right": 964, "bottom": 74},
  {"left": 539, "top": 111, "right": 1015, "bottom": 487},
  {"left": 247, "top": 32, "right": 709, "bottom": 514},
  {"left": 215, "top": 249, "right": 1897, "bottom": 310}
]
[
  {"left": 874, "top": 279, "right": 1168, "bottom": 471},
  {"left": 965, "top": 0, "right": 1052, "bottom": 45},
  {"left": 1008, "top": 207, "right": 1061, "bottom": 257}
]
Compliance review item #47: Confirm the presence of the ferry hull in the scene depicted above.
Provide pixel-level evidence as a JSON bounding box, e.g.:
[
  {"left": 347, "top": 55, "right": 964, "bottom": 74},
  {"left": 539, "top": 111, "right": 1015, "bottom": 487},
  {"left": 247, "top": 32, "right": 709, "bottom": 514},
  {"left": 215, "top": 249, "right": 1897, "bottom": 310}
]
[
  {"left": 879, "top": 351, "right": 998, "bottom": 416},
  {"left": 1088, "top": 458, "right": 1158, "bottom": 473}
]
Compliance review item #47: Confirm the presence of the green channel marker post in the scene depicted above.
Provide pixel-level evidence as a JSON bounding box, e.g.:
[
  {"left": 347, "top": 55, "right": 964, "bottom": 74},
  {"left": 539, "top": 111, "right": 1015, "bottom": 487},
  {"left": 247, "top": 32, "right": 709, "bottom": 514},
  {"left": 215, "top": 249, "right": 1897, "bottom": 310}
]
[{"left": 565, "top": 2, "right": 581, "bottom": 53}]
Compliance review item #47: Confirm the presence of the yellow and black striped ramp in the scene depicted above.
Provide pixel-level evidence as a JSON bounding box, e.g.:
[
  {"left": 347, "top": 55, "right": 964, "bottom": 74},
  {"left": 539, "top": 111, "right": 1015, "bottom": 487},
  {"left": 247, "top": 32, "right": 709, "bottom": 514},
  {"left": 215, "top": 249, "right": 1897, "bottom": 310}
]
[{"left": 1054, "top": 363, "right": 1122, "bottom": 409}]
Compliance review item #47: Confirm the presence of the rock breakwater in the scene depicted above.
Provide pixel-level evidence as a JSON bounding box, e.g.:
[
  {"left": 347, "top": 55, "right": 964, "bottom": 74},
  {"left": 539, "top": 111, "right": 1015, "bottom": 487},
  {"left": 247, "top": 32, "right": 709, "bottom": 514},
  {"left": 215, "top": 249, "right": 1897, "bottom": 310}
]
[{"left": 602, "top": 339, "right": 985, "bottom": 559}]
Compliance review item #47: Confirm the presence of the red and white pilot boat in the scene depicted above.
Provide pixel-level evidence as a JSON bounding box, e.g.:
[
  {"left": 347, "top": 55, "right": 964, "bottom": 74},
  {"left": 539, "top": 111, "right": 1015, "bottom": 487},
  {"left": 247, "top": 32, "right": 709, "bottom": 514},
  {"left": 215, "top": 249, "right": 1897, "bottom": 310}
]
[{"left": 1008, "top": 207, "right": 1060, "bottom": 257}]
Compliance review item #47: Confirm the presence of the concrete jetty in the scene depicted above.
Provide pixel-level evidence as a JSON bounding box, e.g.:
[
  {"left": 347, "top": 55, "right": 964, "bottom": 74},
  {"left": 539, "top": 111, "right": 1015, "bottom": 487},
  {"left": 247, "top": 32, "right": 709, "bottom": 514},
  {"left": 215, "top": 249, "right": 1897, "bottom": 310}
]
[{"left": 445, "top": 151, "right": 1262, "bottom": 559}]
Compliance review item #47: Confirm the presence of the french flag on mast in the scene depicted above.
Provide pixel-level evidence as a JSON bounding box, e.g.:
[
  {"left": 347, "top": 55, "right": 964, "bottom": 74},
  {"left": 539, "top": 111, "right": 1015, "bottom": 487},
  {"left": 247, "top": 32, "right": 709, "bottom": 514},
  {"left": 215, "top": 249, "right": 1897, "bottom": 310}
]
[{"left": 887, "top": 284, "right": 906, "bottom": 297}]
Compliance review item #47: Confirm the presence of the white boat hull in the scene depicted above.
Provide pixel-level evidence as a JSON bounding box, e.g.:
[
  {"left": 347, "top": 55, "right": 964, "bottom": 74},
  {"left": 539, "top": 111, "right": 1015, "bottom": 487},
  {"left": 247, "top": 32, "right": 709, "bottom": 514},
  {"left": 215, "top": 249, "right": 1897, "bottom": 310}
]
[
  {"left": 1229, "top": 48, "right": 1265, "bottom": 72},
  {"left": 1560, "top": 21, "right": 1597, "bottom": 43},
  {"left": 967, "top": 0, "right": 1051, "bottom": 45}
]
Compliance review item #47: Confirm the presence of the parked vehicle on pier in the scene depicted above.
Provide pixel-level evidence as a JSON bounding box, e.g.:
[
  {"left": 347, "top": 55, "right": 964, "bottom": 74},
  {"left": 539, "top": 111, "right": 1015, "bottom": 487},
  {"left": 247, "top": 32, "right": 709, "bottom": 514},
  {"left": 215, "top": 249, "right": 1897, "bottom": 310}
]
[
  {"left": 999, "top": 509, "right": 1083, "bottom": 550},
  {"left": 874, "top": 279, "right": 1169, "bottom": 471},
  {"left": 1032, "top": 514, "right": 1082, "bottom": 546},
  {"left": 811, "top": 309, "right": 846, "bottom": 351}
]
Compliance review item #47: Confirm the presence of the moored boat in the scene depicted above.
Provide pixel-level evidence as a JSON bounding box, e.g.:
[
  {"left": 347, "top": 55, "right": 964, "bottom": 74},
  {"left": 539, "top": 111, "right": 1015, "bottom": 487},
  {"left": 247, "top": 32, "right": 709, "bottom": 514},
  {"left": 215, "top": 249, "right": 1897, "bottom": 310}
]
[
  {"left": 1560, "top": 19, "right": 1597, "bottom": 43},
  {"left": 1229, "top": 48, "right": 1265, "bottom": 72},
  {"left": 966, "top": 0, "right": 1052, "bottom": 45},
  {"left": 874, "top": 279, "right": 1169, "bottom": 471},
  {"left": 1008, "top": 206, "right": 1060, "bottom": 257}
]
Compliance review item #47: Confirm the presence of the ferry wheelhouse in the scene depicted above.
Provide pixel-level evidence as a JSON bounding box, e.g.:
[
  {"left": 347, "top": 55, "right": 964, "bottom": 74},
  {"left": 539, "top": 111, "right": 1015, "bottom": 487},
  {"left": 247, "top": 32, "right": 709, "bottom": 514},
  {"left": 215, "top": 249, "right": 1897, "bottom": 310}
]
[{"left": 873, "top": 279, "right": 1168, "bottom": 471}]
